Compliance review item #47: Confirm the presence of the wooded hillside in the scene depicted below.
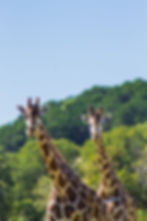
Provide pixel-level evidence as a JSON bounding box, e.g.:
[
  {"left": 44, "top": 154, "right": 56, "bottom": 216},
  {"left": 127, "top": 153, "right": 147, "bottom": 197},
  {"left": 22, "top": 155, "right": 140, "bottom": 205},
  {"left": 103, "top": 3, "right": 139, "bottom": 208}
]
[
  {"left": 1, "top": 79, "right": 147, "bottom": 150},
  {"left": 0, "top": 79, "right": 147, "bottom": 220}
]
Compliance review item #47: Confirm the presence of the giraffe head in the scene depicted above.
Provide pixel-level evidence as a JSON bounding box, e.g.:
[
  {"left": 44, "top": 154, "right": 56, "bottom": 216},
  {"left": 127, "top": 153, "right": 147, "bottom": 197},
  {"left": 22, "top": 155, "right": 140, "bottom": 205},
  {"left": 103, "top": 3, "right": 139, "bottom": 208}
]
[
  {"left": 87, "top": 106, "right": 103, "bottom": 140},
  {"left": 17, "top": 98, "right": 41, "bottom": 136}
]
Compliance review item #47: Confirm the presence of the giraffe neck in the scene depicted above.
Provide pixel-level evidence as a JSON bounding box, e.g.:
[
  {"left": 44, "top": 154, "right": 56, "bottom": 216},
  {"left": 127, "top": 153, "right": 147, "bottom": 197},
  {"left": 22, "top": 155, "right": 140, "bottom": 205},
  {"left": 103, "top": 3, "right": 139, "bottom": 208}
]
[
  {"left": 96, "top": 137, "right": 137, "bottom": 220},
  {"left": 31, "top": 122, "right": 108, "bottom": 220},
  {"left": 34, "top": 123, "right": 108, "bottom": 219},
  {"left": 95, "top": 137, "right": 120, "bottom": 196},
  {"left": 34, "top": 122, "right": 79, "bottom": 195}
]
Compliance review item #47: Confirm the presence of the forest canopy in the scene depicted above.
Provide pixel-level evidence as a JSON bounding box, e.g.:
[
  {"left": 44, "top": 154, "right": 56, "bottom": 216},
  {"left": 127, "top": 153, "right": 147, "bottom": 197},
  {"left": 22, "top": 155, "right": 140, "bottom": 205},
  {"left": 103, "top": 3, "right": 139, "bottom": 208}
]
[
  {"left": 1, "top": 79, "right": 147, "bottom": 151},
  {"left": 0, "top": 79, "right": 147, "bottom": 220}
]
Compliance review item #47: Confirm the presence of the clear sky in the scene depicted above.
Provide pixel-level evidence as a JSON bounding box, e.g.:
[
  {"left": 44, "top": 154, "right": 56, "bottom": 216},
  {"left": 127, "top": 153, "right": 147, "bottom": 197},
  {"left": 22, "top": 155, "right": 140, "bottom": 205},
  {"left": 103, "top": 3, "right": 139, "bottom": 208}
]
[{"left": 0, "top": 0, "right": 147, "bottom": 125}]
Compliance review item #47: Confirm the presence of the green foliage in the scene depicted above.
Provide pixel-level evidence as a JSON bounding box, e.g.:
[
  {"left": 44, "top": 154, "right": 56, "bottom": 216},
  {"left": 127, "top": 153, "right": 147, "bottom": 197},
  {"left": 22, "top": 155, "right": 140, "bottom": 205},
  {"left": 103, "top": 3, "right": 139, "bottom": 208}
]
[
  {"left": 0, "top": 117, "right": 26, "bottom": 151},
  {"left": 9, "top": 140, "right": 46, "bottom": 220},
  {"left": 0, "top": 79, "right": 147, "bottom": 220},
  {"left": 1, "top": 79, "right": 147, "bottom": 151},
  {"left": 0, "top": 146, "right": 13, "bottom": 220},
  {"left": 1, "top": 124, "right": 147, "bottom": 220},
  {"left": 137, "top": 210, "right": 147, "bottom": 221}
]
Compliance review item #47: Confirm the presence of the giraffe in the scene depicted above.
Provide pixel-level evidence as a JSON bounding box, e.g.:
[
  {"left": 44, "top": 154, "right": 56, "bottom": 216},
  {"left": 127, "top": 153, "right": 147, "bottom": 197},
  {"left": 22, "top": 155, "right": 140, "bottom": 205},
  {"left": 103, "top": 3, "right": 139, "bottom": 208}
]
[
  {"left": 18, "top": 98, "right": 108, "bottom": 221},
  {"left": 82, "top": 106, "right": 137, "bottom": 221}
]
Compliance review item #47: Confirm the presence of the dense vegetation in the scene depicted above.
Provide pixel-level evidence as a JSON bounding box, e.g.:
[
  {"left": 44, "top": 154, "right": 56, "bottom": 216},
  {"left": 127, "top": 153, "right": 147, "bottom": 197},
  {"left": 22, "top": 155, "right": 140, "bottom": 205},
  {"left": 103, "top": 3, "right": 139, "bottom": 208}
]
[
  {"left": 1, "top": 79, "right": 147, "bottom": 151},
  {"left": 1, "top": 123, "right": 147, "bottom": 220},
  {"left": 0, "top": 79, "right": 147, "bottom": 220}
]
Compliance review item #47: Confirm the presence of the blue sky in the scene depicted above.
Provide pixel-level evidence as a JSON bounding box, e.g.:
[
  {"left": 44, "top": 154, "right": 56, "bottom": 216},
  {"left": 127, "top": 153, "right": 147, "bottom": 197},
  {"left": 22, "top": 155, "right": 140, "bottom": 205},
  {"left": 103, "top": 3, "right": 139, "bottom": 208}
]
[{"left": 0, "top": 0, "right": 147, "bottom": 125}]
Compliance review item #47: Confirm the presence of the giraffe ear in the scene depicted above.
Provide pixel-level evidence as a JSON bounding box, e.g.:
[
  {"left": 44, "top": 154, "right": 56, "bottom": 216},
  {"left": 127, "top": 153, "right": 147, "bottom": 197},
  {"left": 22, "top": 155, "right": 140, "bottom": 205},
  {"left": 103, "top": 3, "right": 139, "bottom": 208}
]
[{"left": 17, "top": 105, "right": 25, "bottom": 114}]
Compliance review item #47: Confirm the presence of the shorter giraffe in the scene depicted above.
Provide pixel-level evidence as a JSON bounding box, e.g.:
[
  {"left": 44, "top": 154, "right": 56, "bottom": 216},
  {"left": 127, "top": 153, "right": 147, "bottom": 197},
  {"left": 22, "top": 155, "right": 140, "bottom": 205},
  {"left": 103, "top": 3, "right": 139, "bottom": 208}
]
[
  {"left": 18, "top": 98, "right": 108, "bottom": 221},
  {"left": 82, "top": 107, "right": 137, "bottom": 221}
]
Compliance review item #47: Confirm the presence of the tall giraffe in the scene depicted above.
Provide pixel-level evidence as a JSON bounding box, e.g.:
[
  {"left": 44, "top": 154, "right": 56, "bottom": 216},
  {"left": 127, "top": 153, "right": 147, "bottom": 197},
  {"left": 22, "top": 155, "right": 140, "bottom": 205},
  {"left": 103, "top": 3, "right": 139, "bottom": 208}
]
[
  {"left": 18, "top": 98, "right": 108, "bottom": 221},
  {"left": 82, "top": 107, "right": 137, "bottom": 221}
]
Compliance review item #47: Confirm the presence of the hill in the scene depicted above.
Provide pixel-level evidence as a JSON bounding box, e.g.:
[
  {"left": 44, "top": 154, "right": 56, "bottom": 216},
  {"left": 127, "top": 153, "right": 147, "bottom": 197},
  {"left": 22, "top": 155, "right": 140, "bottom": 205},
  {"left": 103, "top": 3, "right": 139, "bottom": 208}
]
[
  {"left": 1, "top": 78, "right": 147, "bottom": 220},
  {"left": 1, "top": 78, "right": 147, "bottom": 151}
]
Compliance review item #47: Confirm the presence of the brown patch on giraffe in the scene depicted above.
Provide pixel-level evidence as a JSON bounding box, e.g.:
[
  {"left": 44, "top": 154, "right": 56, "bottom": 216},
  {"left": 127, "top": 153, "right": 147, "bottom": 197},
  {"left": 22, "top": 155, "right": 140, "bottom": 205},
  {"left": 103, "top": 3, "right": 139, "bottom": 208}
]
[
  {"left": 72, "top": 179, "right": 79, "bottom": 188},
  {"left": 78, "top": 200, "right": 86, "bottom": 209},
  {"left": 80, "top": 189, "right": 87, "bottom": 200},
  {"left": 102, "top": 162, "right": 109, "bottom": 170},
  {"left": 38, "top": 133, "right": 45, "bottom": 140},
  {"left": 52, "top": 204, "right": 61, "bottom": 219},
  {"left": 67, "top": 186, "right": 77, "bottom": 202},
  {"left": 50, "top": 158, "right": 58, "bottom": 171},
  {"left": 41, "top": 142, "right": 49, "bottom": 155},
  {"left": 58, "top": 174, "right": 66, "bottom": 186},
  {"left": 64, "top": 204, "right": 74, "bottom": 218},
  {"left": 100, "top": 191, "right": 107, "bottom": 199},
  {"left": 93, "top": 206, "right": 99, "bottom": 217},
  {"left": 61, "top": 164, "right": 73, "bottom": 177},
  {"left": 113, "top": 188, "right": 120, "bottom": 197},
  {"left": 88, "top": 188, "right": 96, "bottom": 198},
  {"left": 57, "top": 195, "right": 67, "bottom": 203},
  {"left": 96, "top": 197, "right": 103, "bottom": 205},
  {"left": 114, "top": 200, "right": 121, "bottom": 207},
  {"left": 105, "top": 170, "right": 112, "bottom": 180}
]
